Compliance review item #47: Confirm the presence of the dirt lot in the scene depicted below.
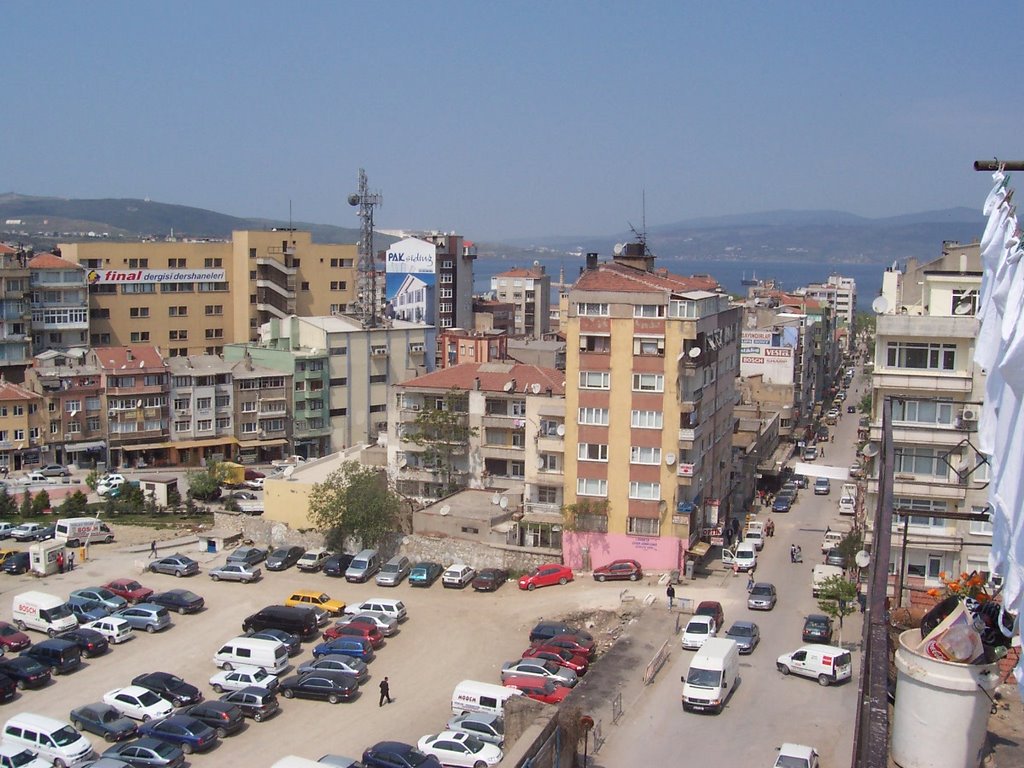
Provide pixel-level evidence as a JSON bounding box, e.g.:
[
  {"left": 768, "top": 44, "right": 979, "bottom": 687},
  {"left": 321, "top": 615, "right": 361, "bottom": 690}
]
[{"left": 0, "top": 522, "right": 667, "bottom": 765}]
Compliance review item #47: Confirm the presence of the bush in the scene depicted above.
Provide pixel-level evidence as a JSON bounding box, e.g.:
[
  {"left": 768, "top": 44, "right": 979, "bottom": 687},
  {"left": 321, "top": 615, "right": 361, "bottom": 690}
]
[
  {"left": 19, "top": 491, "right": 32, "bottom": 518},
  {"left": 60, "top": 490, "right": 89, "bottom": 515},
  {"left": 32, "top": 490, "right": 51, "bottom": 516}
]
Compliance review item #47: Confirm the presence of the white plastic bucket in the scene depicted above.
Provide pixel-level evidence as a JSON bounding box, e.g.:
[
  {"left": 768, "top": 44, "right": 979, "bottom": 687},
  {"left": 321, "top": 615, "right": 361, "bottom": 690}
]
[{"left": 892, "top": 629, "right": 1000, "bottom": 768}]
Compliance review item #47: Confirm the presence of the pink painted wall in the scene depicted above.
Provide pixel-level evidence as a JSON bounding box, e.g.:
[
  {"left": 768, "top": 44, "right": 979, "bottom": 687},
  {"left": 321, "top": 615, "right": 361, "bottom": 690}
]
[{"left": 563, "top": 531, "right": 684, "bottom": 571}]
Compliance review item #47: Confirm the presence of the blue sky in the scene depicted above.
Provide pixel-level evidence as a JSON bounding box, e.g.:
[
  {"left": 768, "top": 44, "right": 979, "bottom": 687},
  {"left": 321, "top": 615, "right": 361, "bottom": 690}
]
[{"left": 3, "top": 2, "right": 1021, "bottom": 241}]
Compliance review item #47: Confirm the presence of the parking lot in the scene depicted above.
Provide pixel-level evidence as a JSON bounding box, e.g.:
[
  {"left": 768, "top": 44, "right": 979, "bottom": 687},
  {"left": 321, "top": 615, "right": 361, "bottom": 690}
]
[{"left": 0, "top": 533, "right": 654, "bottom": 765}]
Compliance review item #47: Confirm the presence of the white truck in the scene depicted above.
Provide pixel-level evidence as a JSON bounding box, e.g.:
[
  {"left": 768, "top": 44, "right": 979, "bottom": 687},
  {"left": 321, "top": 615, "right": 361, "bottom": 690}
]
[
  {"left": 54, "top": 517, "right": 114, "bottom": 546},
  {"left": 839, "top": 483, "right": 857, "bottom": 515},
  {"left": 12, "top": 591, "right": 79, "bottom": 636},
  {"left": 811, "top": 564, "right": 844, "bottom": 598},
  {"left": 681, "top": 637, "right": 740, "bottom": 713}
]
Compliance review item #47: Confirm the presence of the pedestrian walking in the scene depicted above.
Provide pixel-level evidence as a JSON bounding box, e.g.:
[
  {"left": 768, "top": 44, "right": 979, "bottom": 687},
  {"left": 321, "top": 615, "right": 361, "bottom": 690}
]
[
  {"left": 149, "top": 540, "right": 158, "bottom": 559},
  {"left": 820, "top": 446, "right": 825, "bottom": 459},
  {"left": 790, "top": 544, "right": 797, "bottom": 563},
  {"left": 379, "top": 676, "right": 392, "bottom": 706},
  {"left": 68, "top": 550, "right": 75, "bottom": 571},
  {"left": 830, "top": 433, "right": 835, "bottom": 442},
  {"left": 747, "top": 573, "right": 755, "bottom": 592},
  {"left": 666, "top": 583, "right": 676, "bottom": 609}
]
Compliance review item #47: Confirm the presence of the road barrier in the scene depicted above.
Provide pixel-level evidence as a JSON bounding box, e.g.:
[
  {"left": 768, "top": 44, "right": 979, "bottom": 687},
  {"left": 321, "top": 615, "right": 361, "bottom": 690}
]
[{"left": 643, "top": 639, "right": 671, "bottom": 685}]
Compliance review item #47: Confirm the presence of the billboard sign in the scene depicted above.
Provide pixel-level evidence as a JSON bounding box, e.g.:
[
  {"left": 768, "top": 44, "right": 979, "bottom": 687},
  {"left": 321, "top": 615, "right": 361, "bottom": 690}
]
[
  {"left": 86, "top": 269, "right": 226, "bottom": 284},
  {"left": 385, "top": 238, "right": 436, "bottom": 324}
]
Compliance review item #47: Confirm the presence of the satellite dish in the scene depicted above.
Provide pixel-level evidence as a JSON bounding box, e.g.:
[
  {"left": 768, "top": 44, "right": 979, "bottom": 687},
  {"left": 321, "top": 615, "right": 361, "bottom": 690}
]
[
  {"left": 688, "top": 346, "right": 702, "bottom": 359},
  {"left": 499, "top": 496, "right": 509, "bottom": 509},
  {"left": 871, "top": 296, "right": 891, "bottom": 314},
  {"left": 536, "top": 457, "right": 545, "bottom": 469},
  {"left": 492, "top": 493, "right": 501, "bottom": 505},
  {"left": 556, "top": 424, "right": 566, "bottom": 436},
  {"left": 347, "top": 193, "right": 361, "bottom": 206},
  {"left": 855, "top": 550, "right": 871, "bottom": 568},
  {"left": 439, "top": 504, "right": 451, "bottom": 516},
  {"left": 613, "top": 243, "right": 624, "bottom": 256},
  {"left": 502, "top": 381, "right": 514, "bottom": 392},
  {"left": 954, "top": 300, "right": 975, "bottom": 315},
  {"left": 665, "top": 453, "right": 676, "bottom": 466},
  {"left": 531, "top": 383, "right": 541, "bottom": 394},
  {"left": 862, "top": 443, "right": 880, "bottom": 458},
  {"left": 283, "top": 465, "right": 296, "bottom": 479},
  {"left": 398, "top": 456, "right": 408, "bottom": 468}
]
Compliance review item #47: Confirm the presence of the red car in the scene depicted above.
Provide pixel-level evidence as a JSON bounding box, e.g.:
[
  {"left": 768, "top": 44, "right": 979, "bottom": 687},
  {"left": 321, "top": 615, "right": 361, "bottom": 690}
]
[
  {"left": 518, "top": 563, "right": 573, "bottom": 591},
  {"left": 0, "top": 622, "right": 31, "bottom": 652},
  {"left": 537, "top": 634, "right": 595, "bottom": 660},
  {"left": 103, "top": 578, "right": 154, "bottom": 604},
  {"left": 522, "top": 645, "right": 589, "bottom": 675},
  {"left": 695, "top": 600, "right": 725, "bottom": 629},
  {"left": 504, "top": 676, "right": 571, "bottom": 704},
  {"left": 322, "top": 622, "right": 384, "bottom": 649},
  {"left": 592, "top": 559, "right": 643, "bottom": 582}
]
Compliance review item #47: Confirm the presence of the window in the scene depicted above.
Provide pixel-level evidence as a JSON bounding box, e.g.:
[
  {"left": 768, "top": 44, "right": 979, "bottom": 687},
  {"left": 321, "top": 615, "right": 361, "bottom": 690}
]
[
  {"left": 630, "top": 446, "right": 662, "bottom": 464},
  {"left": 628, "top": 517, "right": 660, "bottom": 536},
  {"left": 580, "top": 335, "right": 610, "bottom": 353},
  {"left": 633, "top": 304, "right": 665, "bottom": 318},
  {"left": 969, "top": 506, "right": 993, "bottom": 536},
  {"left": 633, "top": 337, "right": 664, "bottom": 356},
  {"left": 632, "top": 373, "right": 664, "bottom": 392},
  {"left": 631, "top": 410, "right": 664, "bottom": 429},
  {"left": 174, "top": 420, "right": 191, "bottom": 431},
  {"left": 577, "top": 443, "right": 608, "bottom": 461},
  {"left": 539, "top": 454, "right": 559, "bottom": 471},
  {"left": 240, "top": 422, "right": 257, "bottom": 434},
  {"left": 169, "top": 330, "right": 188, "bottom": 340},
  {"left": 578, "top": 303, "right": 609, "bottom": 316},
  {"left": 369, "top": 374, "right": 387, "bottom": 384},
  {"left": 160, "top": 283, "right": 193, "bottom": 293},
  {"left": 168, "top": 258, "right": 186, "bottom": 268},
  {"left": 539, "top": 419, "right": 563, "bottom": 436},
  {"left": 128, "top": 258, "right": 149, "bottom": 268},
  {"left": 330, "top": 281, "right": 347, "bottom": 290},
  {"left": 579, "top": 371, "right": 610, "bottom": 389},
  {"left": 205, "top": 328, "right": 224, "bottom": 339},
  {"left": 64, "top": 400, "right": 81, "bottom": 413},
  {"left": 122, "top": 284, "right": 155, "bottom": 294},
  {"left": 575, "top": 513, "right": 608, "bottom": 532},
  {"left": 130, "top": 331, "right": 150, "bottom": 342},
  {"left": 241, "top": 401, "right": 257, "bottom": 413},
  {"left": 892, "top": 399, "right": 955, "bottom": 426},
  {"left": 577, "top": 478, "right": 607, "bottom": 496},
  {"left": 893, "top": 447, "right": 948, "bottom": 478},
  {"left": 886, "top": 341, "right": 956, "bottom": 371},
  {"left": 197, "top": 419, "right": 213, "bottom": 431},
  {"left": 537, "top": 486, "right": 559, "bottom": 503},
  {"left": 198, "top": 282, "right": 229, "bottom": 292},
  {"left": 629, "top": 481, "right": 661, "bottom": 500},
  {"left": 951, "top": 288, "right": 979, "bottom": 316},
  {"left": 204, "top": 305, "right": 223, "bottom": 316},
  {"left": 204, "top": 258, "right": 223, "bottom": 268},
  {"left": 196, "top": 397, "right": 212, "bottom": 410},
  {"left": 90, "top": 308, "right": 110, "bottom": 319},
  {"left": 169, "top": 306, "right": 188, "bottom": 317}
]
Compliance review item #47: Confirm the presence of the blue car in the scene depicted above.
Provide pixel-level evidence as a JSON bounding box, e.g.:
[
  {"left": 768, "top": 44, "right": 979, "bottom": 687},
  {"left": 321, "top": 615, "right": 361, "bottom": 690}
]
[
  {"left": 312, "top": 636, "right": 375, "bottom": 662},
  {"left": 772, "top": 495, "right": 793, "bottom": 513},
  {"left": 139, "top": 714, "right": 219, "bottom": 754},
  {"left": 68, "top": 596, "right": 111, "bottom": 623}
]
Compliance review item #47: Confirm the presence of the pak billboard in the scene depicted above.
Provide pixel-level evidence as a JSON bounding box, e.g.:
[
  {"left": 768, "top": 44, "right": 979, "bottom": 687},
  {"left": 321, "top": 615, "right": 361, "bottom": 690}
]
[{"left": 385, "top": 237, "right": 436, "bottom": 325}]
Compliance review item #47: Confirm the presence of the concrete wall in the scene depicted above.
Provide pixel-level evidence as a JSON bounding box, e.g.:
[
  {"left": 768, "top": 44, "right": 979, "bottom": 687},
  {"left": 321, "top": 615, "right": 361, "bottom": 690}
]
[{"left": 563, "top": 530, "right": 683, "bottom": 572}]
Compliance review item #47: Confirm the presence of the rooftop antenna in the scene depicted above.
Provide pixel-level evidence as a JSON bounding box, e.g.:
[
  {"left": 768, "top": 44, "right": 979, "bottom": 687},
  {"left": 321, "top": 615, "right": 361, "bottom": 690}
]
[
  {"left": 348, "top": 168, "right": 383, "bottom": 328},
  {"left": 626, "top": 188, "right": 651, "bottom": 257}
]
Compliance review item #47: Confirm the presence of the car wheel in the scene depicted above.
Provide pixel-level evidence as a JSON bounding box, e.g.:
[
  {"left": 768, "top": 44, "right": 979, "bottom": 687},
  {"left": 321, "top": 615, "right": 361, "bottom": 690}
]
[
  {"left": 149, "top": 565, "right": 157, "bottom": 573},
  {"left": 174, "top": 569, "right": 182, "bottom": 577},
  {"left": 596, "top": 574, "right": 606, "bottom": 582},
  {"left": 475, "top": 762, "right": 488, "bottom": 768},
  {"left": 104, "top": 732, "right": 117, "bottom": 742},
  {"left": 73, "top": 720, "right": 85, "bottom": 731},
  {"left": 14, "top": 620, "right": 24, "bottom": 631},
  {"left": 215, "top": 726, "right": 227, "bottom": 738},
  {"left": 558, "top": 577, "right": 568, "bottom": 585},
  {"left": 253, "top": 712, "right": 264, "bottom": 722},
  {"left": 213, "top": 684, "right": 224, "bottom": 693},
  {"left": 142, "top": 714, "right": 151, "bottom": 722},
  {"left": 177, "top": 606, "right": 187, "bottom": 615},
  {"left": 146, "top": 624, "right": 156, "bottom": 634},
  {"left": 15, "top": 680, "right": 24, "bottom": 691},
  {"left": 182, "top": 743, "right": 193, "bottom": 754},
  {"left": 328, "top": 694, "right": 339, "bottom": 704},
  {"left": 47, "top": 627, "right": 57, "bottom": 637},
  {"left": 282, "top": 688, "right": 295, "bottom": 699},
  {"left": 818, "top": 674, "right": 832, "bottom": 687},
  {"left": 211, "top": 574, "right": 220, "bottom": 581},
  {"left": 777, "top": 663, "right": 790, "bottom": 675},
  {"left": 222, "top": 662, "right": 233, "bottom": 671},
  {"left": 629, "top": 573, "right": 639, "bottom": 581},
  {"left": 53, "top": 760, "right": 67, "bottom": 768},
  {"left": 50, "top": 666, "right": 59, "bottom": 676},
  {"left": 527, "top": 583, "right": 536, "bottom": 591}
]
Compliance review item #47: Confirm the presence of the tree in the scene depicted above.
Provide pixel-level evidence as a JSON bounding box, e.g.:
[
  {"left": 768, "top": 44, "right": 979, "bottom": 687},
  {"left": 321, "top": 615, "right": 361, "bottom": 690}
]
[
  {"left": 59, "top": 490, "right": 89, "bottom": 515},
  {"left": 403, "top": 388, "right": 477, "bottom": 496},
  {"left": 84, "top": 469, "right": 102, "bottom": 491},
  {"left": 31, "top": 490, "right": 51, "bottom": 516},
  {"left": 0, "top": 487, "right": 17, "bottom": 518},
  {"left": 187, "top": 465, "right": 225, "bottom": 502},
  {"left": 858, "top": 391, "right": 872, "bottom": 414},
  {"left": 117, "top": 484, "right": 145, "bottom": 514},
  {"left": 816, "top": 574, "right": 859, "bottom": 646},
  {"left": 19, "top": 491, "right": 32, "bottom": 518},
  {"left": 836, "top": 530, "right": 864, "bottom": 569},
  {"left": 307, "top": 461, "right": 401, "bottom": 551}
]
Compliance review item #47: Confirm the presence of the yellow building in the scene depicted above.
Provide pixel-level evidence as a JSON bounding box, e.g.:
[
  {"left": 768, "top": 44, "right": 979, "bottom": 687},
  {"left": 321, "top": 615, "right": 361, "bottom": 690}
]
[
  {"left": 60, "top": 230, "right": 358, "bottom": 356},
  {"left": 0, "top": 380, "right": 45, "bottom": 472}
]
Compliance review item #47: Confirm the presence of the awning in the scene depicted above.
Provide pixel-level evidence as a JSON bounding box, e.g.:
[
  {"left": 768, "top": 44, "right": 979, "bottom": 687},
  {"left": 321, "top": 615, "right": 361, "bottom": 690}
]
[
  {"left": 120, "top": 442, "right": 172, "bottom": 452},
  {"left": 688, "top": 541, "right": 711, "bottom": 558},
  {"left": 64, "top": 440, "right": 106, "bottom": 452},
  {"left": 237, "top": 438, "right": 288, "bottom": 449},
  {"left": 169, "top": 437, "right": 238, "bottom": 450},
  {"left": 520, "top": 511, "right": 563, "bottom": 525}
]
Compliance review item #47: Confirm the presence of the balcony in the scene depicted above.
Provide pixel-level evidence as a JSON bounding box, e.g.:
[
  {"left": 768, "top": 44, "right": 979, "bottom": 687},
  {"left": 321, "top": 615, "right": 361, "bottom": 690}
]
[
  {"left": 867, "top": 476, "right": 967, "bottom": 502},
  {"left": 536, "top": 435, "right": 564, "bottom": 453},
  {"left": 874, "top": 370, "right": 973, "bottom": 394},
  {"left": 482, "top": 414, "right": 525, "bottom": 429},
  {"left": 480, "top": 443, "right": 525, "bottom": 461},
  {"left": 256, "top": 256, "right": 298, "bottom": 276},
  {"left": 868, "top": 424, "right": 971, "bottom": 447},
  {"left": 679, "top": 386, "right": 703, "bottom": 413},
  {"left": 877, "top": 314, "right": 979, "bottom": 340}
]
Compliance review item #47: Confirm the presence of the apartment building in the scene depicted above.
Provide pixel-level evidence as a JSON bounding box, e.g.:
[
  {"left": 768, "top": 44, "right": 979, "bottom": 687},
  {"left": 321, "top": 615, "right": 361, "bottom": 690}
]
[
  {"left": 439, "top": 328, "right": 508, "bottom": 368},
  {"left": 60, "top": 230, "right": 358, "bottom": 355},
  {"left": 0, "top": 380, "right": 45, "bottom": 471},
  {"left": 490, "top": 265, "right": 551, "bottom": 338},
  {"left": 0, "top": 245, "right": 31, "bottom": 381},
  {"left": 385, "top": 234, "right": 475, "bottom": 333},
  {"left": 28, "top": 252, "right": 88, "bottom": 352},
  {"left": 806, "top": 274, "right": 857, "bottom": 333},
  {"left": 471, "top": 299, "right": 515, "bottom": 334},
  {"left": 865, "top": 243, "right": 991, "bottom": 607},
  {"left": 25, "top": 349, "right": 106, "bottom": 468},
  {"left": 561, "top": 247, "right": 740, "bottom": 572}
]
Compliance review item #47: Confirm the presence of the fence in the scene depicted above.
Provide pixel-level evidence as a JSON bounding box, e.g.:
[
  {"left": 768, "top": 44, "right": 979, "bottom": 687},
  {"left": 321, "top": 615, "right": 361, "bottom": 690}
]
[{"left": 643, "top": 639, "right": 671, "bottom": 685}]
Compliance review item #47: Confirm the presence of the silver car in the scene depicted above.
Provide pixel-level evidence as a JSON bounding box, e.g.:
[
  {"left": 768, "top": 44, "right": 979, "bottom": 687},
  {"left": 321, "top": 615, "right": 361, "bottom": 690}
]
[
  {"left": 296, "top": 656, "right": 370, "bottom": 684},
  {"left": 209, "top": 563, "right": 262, "bottom": 583},
  {"left": 111, "top": 603, "right": 172, "bottom": 633},
  {"left": 500, "top": 659, "right": 577, "bottom": 688},
  {"left": 341, "top": 611, "right": 398, "bottom": 637},
  {"left": 724, "top": 621, "right": 761, "bottom": 654},
  {"left": 446, "top": 712, "right": 505, "bottom": 746}
]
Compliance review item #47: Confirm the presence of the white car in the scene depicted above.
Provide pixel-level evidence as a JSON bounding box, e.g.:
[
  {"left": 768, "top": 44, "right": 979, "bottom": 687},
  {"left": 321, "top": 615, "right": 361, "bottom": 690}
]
[
  {"left": 103, "top": 685, "right": 174, "bottom": 721},
  {"left": 340, "top": 611, "right": 398, "bottom": 636},
  {"left": 342, "top": 598, "right": 408, "bottom": 622},
  {"left": 86, "top": 616, "right": 135, "bottom": 643},
  {"left": 244, "top": 477, "right": 264, "bottom": 490},
  {"left": 681, "top": 615, "right": 718, "bottom": 650},
  {"left": 96, "top": 474, "right": 127, "bottom": 496},
  {"left": 209, "top": 666, "right": 279, "bottom": 693},
  {"left": 774, "top": 743, "right": 820, "bottom": 768},
  {"left": 417, "top": 731, "right": 504, "bottom": 767}
]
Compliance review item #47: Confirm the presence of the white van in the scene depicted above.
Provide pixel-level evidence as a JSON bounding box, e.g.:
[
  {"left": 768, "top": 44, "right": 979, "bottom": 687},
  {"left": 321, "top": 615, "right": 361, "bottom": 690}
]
[
  {"left": 451, "top": 679, "right": 523, "bottom": 716},
  {"left": 54, "top": 517, "right": 114, "bottom": 546},
  {"left": 721, "top": 542, "right": 757, "bottom": 572},
  {"left": 12, "top": 591, "right": 79, "bottom": 636},
  {"left": 820, "top": 530, "right": 845, "bottom": 554},
  {"left": 2, "top": 713, "right": 95, "bottom": 766},
  {"left": 777, "top": 644, "right": 853, "bottom": 686},
  {"left": 681, "top": 637, "right": 740, "bottom": 713},
  {"left": 839, "top": 483, "right": 857, "bottom": 515},
  {"left": 213, "top": 636, "right": 289, "bottom": 674},
  {"left": 811, "top": 564, "right": 844, "bottom": 597},
  {"left": 743, "top": 528, "right": 765, "bottom": 551}
]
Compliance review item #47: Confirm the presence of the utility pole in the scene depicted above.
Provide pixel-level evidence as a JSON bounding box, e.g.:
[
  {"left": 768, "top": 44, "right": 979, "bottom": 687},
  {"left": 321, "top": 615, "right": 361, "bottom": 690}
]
[{"left": 348, "top": 168, "right": 383, "bottom": 328}]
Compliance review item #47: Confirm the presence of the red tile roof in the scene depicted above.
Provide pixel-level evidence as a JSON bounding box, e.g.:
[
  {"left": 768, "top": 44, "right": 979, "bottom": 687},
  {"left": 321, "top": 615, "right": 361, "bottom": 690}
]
[
  {"left": 0, "top": 380, "right": 38, "bottom": 402},
  {"left": 28, "top": 253, "right": 83, "bottom": 270},
  {"left": 0, "top": 244, "right": 17, "bottom": 255},
  {"left": 92, "top": 346, "right": 166, "bottom": 371},
  {"left": 573, "top": 260, "right": 719, "bottom": 294},
  {"left": 398, "top": 362, "right": 564, "bottom": 395},
  {"left": 496, "top": 267, "right": 546, "bottom": 279}
]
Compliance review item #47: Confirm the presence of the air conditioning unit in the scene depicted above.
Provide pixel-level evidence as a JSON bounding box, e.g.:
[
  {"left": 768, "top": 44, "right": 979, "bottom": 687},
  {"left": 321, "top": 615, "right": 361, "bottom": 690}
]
[
  {"left": 409, "top": 344, "right": 424, "bottom": 353},
  {"left": 411, "top": 404, "right": 420, "bottom": 411},
  {"left": 372, "top": 346, "right": 388, "bottom": 356},
  {"left": 959, "top": 407, "right": 979, "bottom": 423},
  {"left": 64, "top": 433, "right": 73, "bottom": 440}
]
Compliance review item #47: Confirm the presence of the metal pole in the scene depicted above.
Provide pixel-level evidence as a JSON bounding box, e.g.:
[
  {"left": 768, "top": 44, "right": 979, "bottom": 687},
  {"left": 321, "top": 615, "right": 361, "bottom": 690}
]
[
  {"left": 974, "top": 160, "right": 1024, "bottom": 171},
  {"left": 896, "top": 513, "right": 910, "bottom": 607}
]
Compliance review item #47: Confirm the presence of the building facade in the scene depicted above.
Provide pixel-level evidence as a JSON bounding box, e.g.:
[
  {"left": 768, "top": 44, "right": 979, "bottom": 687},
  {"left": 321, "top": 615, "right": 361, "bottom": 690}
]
[
  {"left": 490, "top": 265, "right": 551, "bottom": 338},
  {"left": 439, "top": 328, "right": 508, "bottom": 368},
  {"left": 0, "top": 245, "right": 32, "bottom": 381},
  {"left": 28, "top": 253, "right": 88, "bottom": 353},
  {"left": 0, "top": 380, "right": 45, "bottom": 472}
]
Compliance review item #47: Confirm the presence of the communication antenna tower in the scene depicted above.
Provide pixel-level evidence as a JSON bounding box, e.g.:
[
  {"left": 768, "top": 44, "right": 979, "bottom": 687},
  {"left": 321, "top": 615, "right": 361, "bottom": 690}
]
[{"left": 348, "top": 168, "right": 383, "bottom": 328}]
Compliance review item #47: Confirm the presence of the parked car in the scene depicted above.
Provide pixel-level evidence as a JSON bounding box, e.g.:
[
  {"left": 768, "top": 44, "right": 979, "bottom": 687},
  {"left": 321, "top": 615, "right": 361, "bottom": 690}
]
[
  {"left": 824, "top": 548, "right": 847, "bottom": 567},
  {"left": 518, "top": 563, "right": 573, "bottom": 591},
  {"left": 210, "top": 666, "right": 280, "bottom": 693},
  {"left": 343, "top": 599, "right": 408, "bottom": 623},
  {"left": 724, "top": 621, "right": 761, "bottom": 654},
  {"left": 266, "top": 546, "right": 305, "bottom": 571},
  {"left": 322, "top": 621, "right": 383, "bottom": 648},
  {"left": 296, "top": 656, "right": 369, "bottom": 684},
  {"left": 103, "top": 685, "right": 175, "bottom": 721},
  {"left": 40, "top": 464, "right": 69, "bottom": 478},
  {"left": 529, "top": 621, "right": 594, "bottom": 646},
  {"left": 442, "top": 564, "right": 477, "bottom": 589},
  {"left": 0, "top": 621, "right": 31, "bottom": 652},
  {"left": 71, "top": 587, "right": 128, "bottom": 611},
  {"left": 10, "top": 523, "right": 46, "bottom": 542},
  {"left": 209, "top": 563, "right": 262, "bottom": 583},
  {"left": 521, "top": 645, "right": 589, "bottom": 674},
  {"left": 181, "top": 700, "right": 245, "bottom": 738},
  {"left": 69, "top": 596, "right": 112, "bottom": 623},
  {"left": 2, "top": 551, "right": 29, "bottom": 574},
  {"left": 132, "top": 671, "right": 203, "bottom": 707},
  {"left": 375, "top": 556, "right": 412, "bottom": 587},
  {"left": 341, "top": 612, "right": 398, "bottom": 637},
  {"left": 471, "top": 568, "right": 508, "bottom": 592},
  {"left": 849, "top": 461, "right": 863, "bottom": 478},
  {"left": 279, "top": 670, "right": 359, "bottom": 704},
  {"left": 322, "top": 553, "right": 354, "bottom": 578},
  {"left": 502, "top": 676, "right": 571, "bottom": 705},
  {"left": 747, "top": 583, "right": 778, "bottom": 611},
  {"left": 775, "top": 743, "right": 820, "bottom": 768},
  {"left": 681, "top": 615, "right": 718, "bottom": 650},
  {"left": 777, "top": 644, "right": 852, "bottom": 686},
  {"left": 103, "top": 579, "right": 154, "bottom": 604},
  {"left": 58, "top": 626, "right": 110, "bottom": 657},
  {"left": 772, "top": 495, "right": 794, "bottom": 513},
  {"left": 540, "top": 634, "right": 595, "bottom": 660},
  {"left": 592, "top": 559, "right": 643, "bottom": 582},
  {"left": 802, "top": 614, "right": 834, "bottom": 644},
  {"left": 417, "top": 731, "right": 503, "bottom": 767},
  {"left": 112, "top": 604, "right": 171, "bottom": 633},
  {"left": 0, "top": 673, "right": 17, "bottom": 703},
  {"left": 791, "top": 473, "right": 809, "bottom": 488},
  {"left": 814, "top": 477, "right": 831, "bottom": 495},
  {"left": 226, "top": 546, "right": 267, "bottom": 566},
  {"left": 218, "top": 686, "right": 280, "bottom": 722},
  {"left": 243, "top": 477, "right": 264, "bottom": 490},
  {"left": 363, "top": 742, "right": 442, "bottom": 768},
  {"left": 445, "top": 712, "right": 505, "bottom": 747},
  {"left": 0, "top": 656, "right": 50, "bottom": 689},
  {"left": 695, "top": 600, "right": 726, "bottom": 628},
  {"left": 245, "top": 628, "right": 301, "bottom": 656},
  {"left": 0, "top": 524, "right": 12, "bottom": 539},
  {"left": 285, "top": 590, "right": 345, "bottom": 615},
  {"left": 70, "top": 702, "right": 139, "bottom": 742},
  {"left": 501, "top": 658, "right": 578, "bottom": 687},
  {"left": 102, "top": 737, "right": 186, "bottom": 768},
  {"left": 312, "top": 636, "right": 375, "bottom": 662},
  {"left": 408, "top": 561, "right": 443, "bottom": 587},
  {"left": 138, "top": 714, "right": 218, "bottom": 754},
  {"left": 229, "top": 491, "right": 258, "bottom": 501},
  {"left": 149, "top": 589, "right": 205, "bottom": 615},
  {"left": 85, "top": 616, "right": 135, "bottom": 644},
  {"left": 148, "top": 555, "right": 200, "bottom": 578}
]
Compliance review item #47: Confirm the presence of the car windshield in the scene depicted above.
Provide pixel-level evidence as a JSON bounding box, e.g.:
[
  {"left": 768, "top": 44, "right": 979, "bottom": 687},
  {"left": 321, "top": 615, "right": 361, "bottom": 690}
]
[
  {"left": 52, "top": 725, "right": 82, "bottom": 746},
  {"left": 176, "top": 591, "right": 199, "bottom": 601},
  {"left": 687, "top": 622, "right": 709, "bottom": 635},
  {"left": 542, "top": 661, "right": 561, "bottom": 673},
  {"left": 8, "top": 748, "right": 38, "bottom": 767},
  {"left": 252, "top": 669, "right": 269, "bottom": 681},
  {"left": 464, "top": 735, "right": 486, "bottom": 752},
  {"left": 138, "top": 690, "right": 161, "bottom": 705},
  {"left": 0, "top": 625, "right": 16, "bottom": 637},
  {"left": 100, "top": 708, "right": 120, "bottom": 723},
  {"left": 406, "top": 750, "right": 433, "bottom": 767},
  {"left": 686, "top": 667, "right": 722, "bottom": 687},
  {"left": 271, "top": 549, "right": 288, "bottom": 557},
  {"left": 728, "top": 624, "right": 753, "bottom": 637},
  {"left": 751, "top": 586, "right": 773, "bottom": 597},
  {"left": 776, "top": 756, "right": 811, "bottom": 768},
  {"left": 154, "top": 741, "right": 178, "bottom": 757}
]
